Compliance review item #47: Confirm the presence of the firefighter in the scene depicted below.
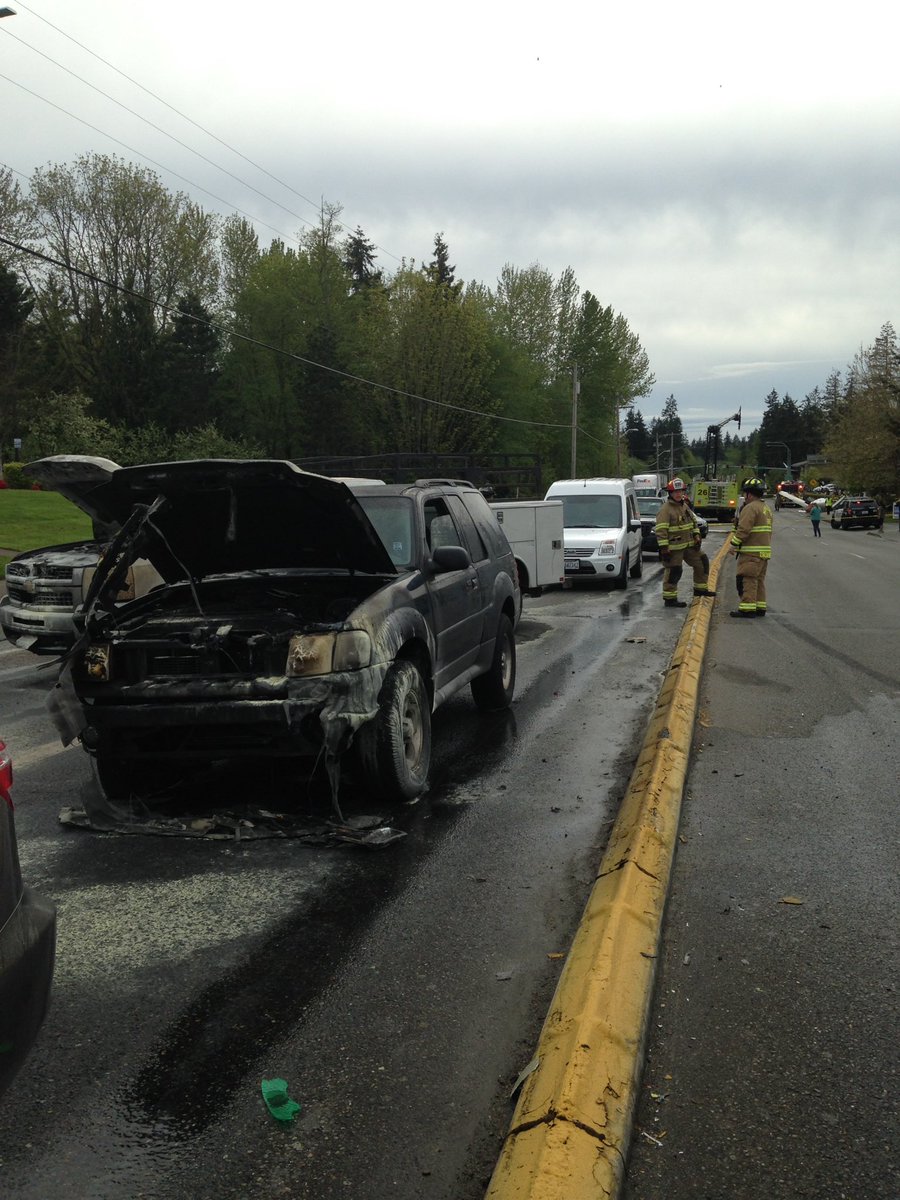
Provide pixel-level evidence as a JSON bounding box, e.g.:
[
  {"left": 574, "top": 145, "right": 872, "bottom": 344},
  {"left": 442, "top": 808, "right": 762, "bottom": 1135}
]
[
  {"left": 727, "top": 478, "right": 773, "bottom": 617},
  {"left": 654, "top": 477, "right": 714, "bottom": 607}
]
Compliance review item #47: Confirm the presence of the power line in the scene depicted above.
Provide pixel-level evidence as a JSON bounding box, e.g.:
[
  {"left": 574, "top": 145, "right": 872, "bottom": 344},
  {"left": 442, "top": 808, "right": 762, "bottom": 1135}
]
[
  {"left": 0, "top": 69, "right": 304, "bottom": 249},
  {"left": 8, "top": 1, "right": 402, "bottom": 264},
  {"left": 1, "top": 24, "right": 322, "bottom": 234},
  {"left": 0, "top": 234, "right": 574, "bottom": 434}
]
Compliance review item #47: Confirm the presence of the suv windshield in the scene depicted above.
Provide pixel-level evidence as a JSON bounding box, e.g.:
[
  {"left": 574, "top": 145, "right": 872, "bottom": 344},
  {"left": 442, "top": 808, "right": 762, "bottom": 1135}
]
[
  {"left": 637, "top": 498, "right": 660, "bottom": 517},
  {"left": 559, "top": 494, "right": 623, "bottom": 529},
  {"left": 355, "top": 495, "right": 415, "bottom": 568}
]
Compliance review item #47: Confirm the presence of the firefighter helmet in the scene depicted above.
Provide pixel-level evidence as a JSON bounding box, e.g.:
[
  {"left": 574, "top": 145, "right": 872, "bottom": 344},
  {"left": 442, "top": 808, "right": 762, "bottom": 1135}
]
[
  {"left": 741, "top": 477, "right": 766, "bottom": 496},
  {"left": 666, "top": 477, "right": 687, "bottom": 493}
]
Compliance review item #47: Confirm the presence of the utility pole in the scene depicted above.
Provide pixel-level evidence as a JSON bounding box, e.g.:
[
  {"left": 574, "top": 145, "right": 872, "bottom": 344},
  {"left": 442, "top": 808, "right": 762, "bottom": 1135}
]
[
  {"left": 615, "top": 399, "right": 634, "bottom": 475},
  {"left": 570, "top": 365, "right": 580, "bottom": 477}
]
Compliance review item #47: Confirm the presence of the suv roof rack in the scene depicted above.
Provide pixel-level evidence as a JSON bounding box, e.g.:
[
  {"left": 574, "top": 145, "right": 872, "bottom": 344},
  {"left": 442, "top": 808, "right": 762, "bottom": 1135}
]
[{"left": 412, "top": 478, "right": 476, "bottom": 488}]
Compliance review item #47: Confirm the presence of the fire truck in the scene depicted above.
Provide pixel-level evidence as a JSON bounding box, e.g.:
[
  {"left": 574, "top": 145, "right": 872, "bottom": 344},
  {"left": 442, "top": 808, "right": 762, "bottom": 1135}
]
[{"left": 689, "top": 409, "right": 743, "bottom": 521}]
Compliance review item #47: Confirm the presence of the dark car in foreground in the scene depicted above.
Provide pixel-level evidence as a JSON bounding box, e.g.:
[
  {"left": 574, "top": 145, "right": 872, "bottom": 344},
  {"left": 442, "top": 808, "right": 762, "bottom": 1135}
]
[
  {"left": 829, "top": 496, "right": 882, "bottom": 529},
  {"left": 39, "top": 459, "right": 519, "bottom": 809},
  {"left": 0, "top": 739, "right": 56, "bottom": 1097},
  {"left": 636, "top": 497, "right": 708, "bottom": 554}
]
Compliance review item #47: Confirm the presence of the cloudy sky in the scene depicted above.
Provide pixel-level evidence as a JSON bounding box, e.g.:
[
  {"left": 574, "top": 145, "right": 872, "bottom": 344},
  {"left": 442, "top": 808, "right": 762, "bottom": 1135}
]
[{"left": 2, "top": 0, "right": 898, "bottom": 438}]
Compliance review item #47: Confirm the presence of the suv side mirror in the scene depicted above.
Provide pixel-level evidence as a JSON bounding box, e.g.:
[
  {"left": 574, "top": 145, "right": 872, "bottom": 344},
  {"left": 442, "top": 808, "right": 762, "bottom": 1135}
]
[{"left": 429, "top": 545, "right": 471, "bottom": 572}]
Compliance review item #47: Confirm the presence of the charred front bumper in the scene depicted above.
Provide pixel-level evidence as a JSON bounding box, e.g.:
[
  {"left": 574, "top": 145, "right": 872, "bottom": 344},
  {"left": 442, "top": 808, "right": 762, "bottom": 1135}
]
[{"left": 65, "top": 665, "right": 391, "bottom": 763}]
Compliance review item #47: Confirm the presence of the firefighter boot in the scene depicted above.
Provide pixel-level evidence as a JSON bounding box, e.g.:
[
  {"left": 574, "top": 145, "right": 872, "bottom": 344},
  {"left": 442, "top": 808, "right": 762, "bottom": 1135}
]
[
  {"left": 729, "top": 609, "right": 756, "bottom": 618},
  {"left": 665, "top": 598, "right": 687, "bottom": 608}
]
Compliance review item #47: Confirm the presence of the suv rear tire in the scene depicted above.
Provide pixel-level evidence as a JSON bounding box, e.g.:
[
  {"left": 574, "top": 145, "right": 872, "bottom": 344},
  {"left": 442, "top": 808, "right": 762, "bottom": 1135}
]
[
  {"left": 471, "top": 614, "right": 516, "bottom": 711},
  {"left": 356, "top": 660, "right": 431, "bottom": 801}
]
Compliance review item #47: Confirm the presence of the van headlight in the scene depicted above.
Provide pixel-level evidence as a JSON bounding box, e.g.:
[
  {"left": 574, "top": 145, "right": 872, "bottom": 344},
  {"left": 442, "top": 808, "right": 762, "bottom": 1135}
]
[
  {"left": 599, "top": 540, "right": 617, "bottom": 556},
  {"left": 286, "top": 631, "right": 372, "bottom": 676}
]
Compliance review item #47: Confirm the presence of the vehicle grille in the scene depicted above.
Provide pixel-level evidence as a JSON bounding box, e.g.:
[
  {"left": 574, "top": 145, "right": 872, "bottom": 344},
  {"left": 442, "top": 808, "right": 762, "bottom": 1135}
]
[
  {"left": 5, "top": 563, "right": 29, "bottom": 578},
  {"left": 565, "top": 547, "right": 596, "bottom": 557},
  {"left": 36, "top": 564, "right": 75, "bottom": 580},
  {"left": 7, "top": 583, "right": 75, "bottom": 607}
]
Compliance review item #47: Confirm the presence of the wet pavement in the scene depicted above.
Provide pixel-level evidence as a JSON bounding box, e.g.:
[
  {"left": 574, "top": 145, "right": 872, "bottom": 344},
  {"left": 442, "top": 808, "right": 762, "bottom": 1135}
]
[{"left": 624, "top": 515, "right": 899, "bottom": 1200}]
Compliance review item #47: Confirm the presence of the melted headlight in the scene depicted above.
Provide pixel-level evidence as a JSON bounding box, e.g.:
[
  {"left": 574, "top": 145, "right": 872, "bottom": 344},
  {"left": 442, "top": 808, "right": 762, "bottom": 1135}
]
[
  {"left": 85, "top": 644, "right": 112, "bottom": 681},
  {"left": 286, "top": 631, "right": 371, "bottom": 677}
]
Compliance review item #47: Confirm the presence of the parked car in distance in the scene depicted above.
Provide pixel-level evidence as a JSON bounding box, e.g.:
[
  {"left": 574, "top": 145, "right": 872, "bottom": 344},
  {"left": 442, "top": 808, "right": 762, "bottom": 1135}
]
[
  {"left": 544, "top": 478, "right": 643, "bottom": 588},
  {"left": 43, "top": 460, "right": 519, "bottom": 808},
  {"left": 636, "top": 497, "right": 709, "bottom": 554},
  {"left": 829, "top": 496, "right": 882, "bottom": 529},
  {"left": 830, "top": 494, "right": 883, "bottom": 528},
  {"left": 0, "top": 739, "right": 56, "bottom": 1098}
]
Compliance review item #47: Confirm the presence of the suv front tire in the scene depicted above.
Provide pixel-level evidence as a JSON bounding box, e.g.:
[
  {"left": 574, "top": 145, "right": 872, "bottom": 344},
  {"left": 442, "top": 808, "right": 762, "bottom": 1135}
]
[{"left": 356, "top": 660, "right": 431, "bottom": 802}]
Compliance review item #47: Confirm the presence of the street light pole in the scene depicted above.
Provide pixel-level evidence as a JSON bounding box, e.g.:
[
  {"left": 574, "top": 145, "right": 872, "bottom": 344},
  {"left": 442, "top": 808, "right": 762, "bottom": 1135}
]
[{"left": 765, "top": 441, "right": 792, "bottom": 479}]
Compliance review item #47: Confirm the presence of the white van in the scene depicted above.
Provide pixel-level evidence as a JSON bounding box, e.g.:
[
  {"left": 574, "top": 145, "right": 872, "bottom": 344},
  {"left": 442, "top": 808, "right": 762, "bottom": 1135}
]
[{"left": 544, "top": 477, "right": 643, "bottom": 588}]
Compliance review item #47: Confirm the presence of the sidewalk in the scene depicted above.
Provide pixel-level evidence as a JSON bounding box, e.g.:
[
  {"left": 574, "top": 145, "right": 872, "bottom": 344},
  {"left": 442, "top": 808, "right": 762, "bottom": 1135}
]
[{"left": 622, "top": 571, "right": 899, "bottom": 1199}]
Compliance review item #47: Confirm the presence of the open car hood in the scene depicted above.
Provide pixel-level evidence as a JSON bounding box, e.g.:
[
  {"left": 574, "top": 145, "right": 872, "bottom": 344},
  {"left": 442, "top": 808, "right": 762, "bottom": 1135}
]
[
  {"left": 25, "top": 455, "right": 123, "bottom": 526},
  {"left": 31, "top": 458, "right": 398, "bottom": 583}
]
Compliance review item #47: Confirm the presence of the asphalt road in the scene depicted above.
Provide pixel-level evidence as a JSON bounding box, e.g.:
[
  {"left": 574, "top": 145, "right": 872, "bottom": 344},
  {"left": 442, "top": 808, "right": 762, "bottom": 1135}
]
[
  {"left": 4, "top": 513, "right": 896, "bottom": 1200},
  {"left": 0, "top": 552, "right": 688, "bottom": 1200},
  {"left": 624, "top": 511, "right": 900, "bottom": 1200}
]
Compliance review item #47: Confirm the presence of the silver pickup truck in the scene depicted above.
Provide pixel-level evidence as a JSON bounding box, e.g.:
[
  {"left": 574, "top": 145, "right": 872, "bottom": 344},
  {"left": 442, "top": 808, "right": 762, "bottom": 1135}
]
[{"left": 1, "top": 457, "right": 162, "bottom": 655}]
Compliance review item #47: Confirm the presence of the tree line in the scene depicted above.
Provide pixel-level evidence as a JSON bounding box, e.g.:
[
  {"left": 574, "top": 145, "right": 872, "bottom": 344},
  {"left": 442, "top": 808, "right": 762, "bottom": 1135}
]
[
  {"left": 1, "top": 154, "right": 896, "bottom": 499},
  {"left": 0, "top": 154, "right": 654, "bottom": 484},
  {"left": 624, "top": 327, "right": 899, "bottom": 501}
]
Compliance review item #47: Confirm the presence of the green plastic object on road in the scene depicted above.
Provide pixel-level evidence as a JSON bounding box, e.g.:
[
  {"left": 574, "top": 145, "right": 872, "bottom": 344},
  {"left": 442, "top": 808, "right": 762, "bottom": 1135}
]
[{"left": 261, "top": 1077, "right": 301, "bottom": 1122}]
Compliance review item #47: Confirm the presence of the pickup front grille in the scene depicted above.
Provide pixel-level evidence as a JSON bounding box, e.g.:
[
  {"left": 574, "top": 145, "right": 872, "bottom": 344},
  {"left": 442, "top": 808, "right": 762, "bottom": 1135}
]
[
  {"left": 6, "top": 583, "right": 75, "bottom": 607},
  {"left": 36, "top": 564, "right": 75, "bottom": 580}
]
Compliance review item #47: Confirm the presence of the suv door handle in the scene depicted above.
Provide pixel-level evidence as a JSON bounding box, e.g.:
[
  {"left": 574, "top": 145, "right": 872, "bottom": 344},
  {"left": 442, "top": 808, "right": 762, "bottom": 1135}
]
[{"left": 467, "top": 578, "right": 479, "bottom": 589}]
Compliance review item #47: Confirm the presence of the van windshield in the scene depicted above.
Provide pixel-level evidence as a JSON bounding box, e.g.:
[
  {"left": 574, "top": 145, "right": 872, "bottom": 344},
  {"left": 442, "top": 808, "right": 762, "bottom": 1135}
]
[{"left": 559, "top": 494, "right": 623, "bottom": 529}]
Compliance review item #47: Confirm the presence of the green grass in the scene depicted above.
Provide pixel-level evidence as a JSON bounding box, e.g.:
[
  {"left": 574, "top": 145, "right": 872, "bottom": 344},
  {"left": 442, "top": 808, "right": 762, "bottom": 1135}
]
[{"left": 0, "top": 490, "right": 93, "bottom": 555}]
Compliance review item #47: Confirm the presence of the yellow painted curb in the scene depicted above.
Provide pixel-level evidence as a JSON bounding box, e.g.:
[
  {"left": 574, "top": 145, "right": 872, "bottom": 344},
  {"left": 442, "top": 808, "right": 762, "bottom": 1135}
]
[{"left": 484, "top": 538, "right": 732, "bottom": 1200}]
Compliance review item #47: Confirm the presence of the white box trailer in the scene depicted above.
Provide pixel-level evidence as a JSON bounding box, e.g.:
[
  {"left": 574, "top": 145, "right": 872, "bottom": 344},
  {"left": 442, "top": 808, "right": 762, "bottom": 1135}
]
[{"left": 489, "top": 500, "right": 565, "bottom": 596}]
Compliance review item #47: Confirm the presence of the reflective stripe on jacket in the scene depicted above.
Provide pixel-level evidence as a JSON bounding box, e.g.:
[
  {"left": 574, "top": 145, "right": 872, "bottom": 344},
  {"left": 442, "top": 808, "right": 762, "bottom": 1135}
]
[
  {"left": 730, "top": 498, "right": 773, "bottom": 557},
  {"left": 654, "top": 499, "right": 700, "bottom": 552}
]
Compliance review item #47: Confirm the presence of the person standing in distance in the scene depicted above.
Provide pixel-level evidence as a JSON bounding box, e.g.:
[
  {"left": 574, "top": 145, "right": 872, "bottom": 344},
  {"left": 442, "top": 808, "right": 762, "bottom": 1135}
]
[
  {"left": 727, "top": 478, "right": 773, "bottom": 617},
  {"left": 654, "top": 478, "right": 714, "bottom": 608},
  {"left": 808, "top": 498, "right": 823, "bottom": 537}
]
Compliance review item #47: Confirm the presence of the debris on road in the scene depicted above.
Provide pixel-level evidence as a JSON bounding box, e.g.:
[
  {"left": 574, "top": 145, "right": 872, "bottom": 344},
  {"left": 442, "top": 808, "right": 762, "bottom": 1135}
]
[
  {"left": 261, "top": 1077, "right": 301, "bottom": 1123},
  {"left": 58, "top": 781, "right": 406, "bottom": 847}
]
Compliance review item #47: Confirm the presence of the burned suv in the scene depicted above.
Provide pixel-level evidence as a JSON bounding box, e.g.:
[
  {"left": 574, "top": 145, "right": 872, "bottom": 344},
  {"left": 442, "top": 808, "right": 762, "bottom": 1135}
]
[{"left": 44, "top": 459, "right": 519, "bottom": 807}]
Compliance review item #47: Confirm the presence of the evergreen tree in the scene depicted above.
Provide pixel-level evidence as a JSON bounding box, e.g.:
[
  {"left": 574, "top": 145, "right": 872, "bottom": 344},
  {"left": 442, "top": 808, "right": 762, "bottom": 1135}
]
[
  {"left": 0, "top": 263, "right": 35, "bottom": 457},
  {"left": 424, "top": 233, "right": 462, "bottom": 296},
  {"left": 343, "top": 227, "right": 383, "bottom": 293},
  {"left": 156, "top": 293, "right": 222, "bottom": 431}
]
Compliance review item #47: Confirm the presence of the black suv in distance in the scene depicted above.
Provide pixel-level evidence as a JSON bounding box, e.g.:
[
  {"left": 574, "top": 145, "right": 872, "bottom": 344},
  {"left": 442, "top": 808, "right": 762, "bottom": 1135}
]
[
  {"left": 42, "top": 460, "right": 519, "bottom": 808},
  {"left": 830, "top": 496, "right": 882, "bottom": 529}
]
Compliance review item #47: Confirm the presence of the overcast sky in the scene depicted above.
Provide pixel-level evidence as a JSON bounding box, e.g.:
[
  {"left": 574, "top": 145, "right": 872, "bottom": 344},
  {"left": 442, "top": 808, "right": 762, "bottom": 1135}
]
[{"left": 2, "top": 0, "right": 898, "bottom": 438}]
